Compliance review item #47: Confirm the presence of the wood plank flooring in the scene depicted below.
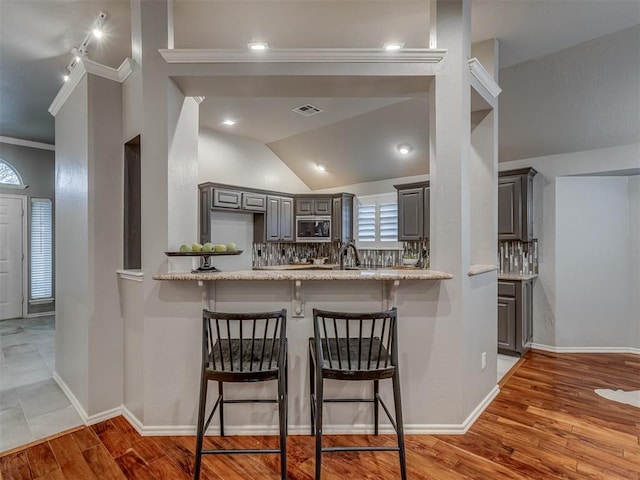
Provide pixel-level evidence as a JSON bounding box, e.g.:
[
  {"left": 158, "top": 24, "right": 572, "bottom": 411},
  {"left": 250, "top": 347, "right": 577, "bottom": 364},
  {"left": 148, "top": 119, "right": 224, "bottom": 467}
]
[{"left": 1, "top": 351, "right": 638, "bottom": 479}]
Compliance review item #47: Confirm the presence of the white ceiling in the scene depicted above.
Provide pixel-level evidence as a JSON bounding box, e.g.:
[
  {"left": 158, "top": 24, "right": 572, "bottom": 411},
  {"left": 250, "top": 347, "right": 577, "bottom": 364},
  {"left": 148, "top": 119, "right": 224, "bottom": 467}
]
[{"left": 1, "top": 0, "right": 638, "bottom": 187}]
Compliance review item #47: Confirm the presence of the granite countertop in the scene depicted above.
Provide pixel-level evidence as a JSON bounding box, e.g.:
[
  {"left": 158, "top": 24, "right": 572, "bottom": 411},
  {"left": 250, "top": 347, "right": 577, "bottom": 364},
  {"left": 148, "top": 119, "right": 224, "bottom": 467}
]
[
  {"left": 153, "top": 268, "right": 453, "bottom": 281},
  {"left": 498, "top": 273, "right": 538, "bottom": 281}
]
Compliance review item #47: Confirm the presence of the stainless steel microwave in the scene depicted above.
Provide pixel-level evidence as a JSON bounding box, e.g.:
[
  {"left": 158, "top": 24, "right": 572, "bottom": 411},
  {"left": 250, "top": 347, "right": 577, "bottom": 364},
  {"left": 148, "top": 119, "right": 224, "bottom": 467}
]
[{"left": 295, "top": 216, "right": 331, "bottom": 242}]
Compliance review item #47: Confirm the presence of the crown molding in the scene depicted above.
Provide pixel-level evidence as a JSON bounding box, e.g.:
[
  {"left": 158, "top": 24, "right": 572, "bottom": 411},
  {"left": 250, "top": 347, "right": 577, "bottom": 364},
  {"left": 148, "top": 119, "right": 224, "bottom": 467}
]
[
  {"left": 49, "top": 58, "right": 134, "bottom": 116},
  {"left": 0, "top": 136, "right": 55, "bottom": 151},
  {"left": 468, "top": 58, "right": 502, "bottom": 98},
  {"left": 159, "top": 48, "right": 447, "bottom": 64}
]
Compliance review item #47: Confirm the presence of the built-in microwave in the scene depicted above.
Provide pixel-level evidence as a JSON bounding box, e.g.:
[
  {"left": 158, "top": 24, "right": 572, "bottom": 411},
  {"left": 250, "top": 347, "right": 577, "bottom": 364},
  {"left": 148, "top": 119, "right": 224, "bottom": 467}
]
[{"left": 295, "top": 216, "right": 331, "bottom": 243}]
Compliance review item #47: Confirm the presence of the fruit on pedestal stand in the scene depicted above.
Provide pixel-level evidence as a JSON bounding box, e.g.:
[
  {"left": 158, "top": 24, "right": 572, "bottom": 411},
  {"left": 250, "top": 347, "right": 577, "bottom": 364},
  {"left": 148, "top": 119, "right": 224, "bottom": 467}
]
[
  {"left": 202, "top": 243, "right": 214, "bottom": 252},
  {"left": 192, "top": 243, "right": 203, "bottom": 252},
  {"left": 213, "top": 244, "right": 227, "bottom": 252},
  {"left": 179, "top": 244, "right": 193, "bottom": 252},
  {"left": 226, "top": 242, "right": 237, "bottom": 252}
]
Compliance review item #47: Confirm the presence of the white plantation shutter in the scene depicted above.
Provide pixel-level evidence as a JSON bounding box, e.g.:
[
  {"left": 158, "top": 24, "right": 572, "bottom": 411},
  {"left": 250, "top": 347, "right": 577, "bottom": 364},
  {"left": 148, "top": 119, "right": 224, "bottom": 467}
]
[
  {"left": 379, "top": 202, "right": 398, "bottom": 242},
  {"left": 356, "top": 194, "right": 401, "bottom": 248},
  {"left": 30, "top": 199, "right": 53, "bottom": 300}
]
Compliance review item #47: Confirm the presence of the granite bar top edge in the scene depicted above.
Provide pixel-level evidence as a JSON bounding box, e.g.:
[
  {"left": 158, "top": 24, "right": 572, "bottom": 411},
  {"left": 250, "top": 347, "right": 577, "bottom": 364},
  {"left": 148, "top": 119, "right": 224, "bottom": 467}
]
[
  {"left": 153, "top": 269, "right": 453, "bottom": 281},
  {"left": 468, "top": 265, "right": 498, "bottom": 276},
  {"left": 497, "top": 273, "right": 538, "bottom": 281}
]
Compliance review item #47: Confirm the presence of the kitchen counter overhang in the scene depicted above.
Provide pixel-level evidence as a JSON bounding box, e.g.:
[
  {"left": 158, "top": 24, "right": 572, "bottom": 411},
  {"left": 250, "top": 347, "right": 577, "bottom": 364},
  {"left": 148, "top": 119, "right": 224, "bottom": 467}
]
[{"left": 153, "top": 268, "right": 453, "bottom": 282}]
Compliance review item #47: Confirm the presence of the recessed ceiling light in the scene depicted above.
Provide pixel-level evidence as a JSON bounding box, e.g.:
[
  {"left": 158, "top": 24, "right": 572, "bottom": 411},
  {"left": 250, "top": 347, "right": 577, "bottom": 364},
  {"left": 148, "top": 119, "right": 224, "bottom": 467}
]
[
  {"left": 222, "top": 119, "right": 236, "bottom": 126},
  {"left": 315, "top": 163, "right": 327, "bottom": 172},
  {"left": 397, "top": 144, "right": 413, "bottom": 155},
  {"left": 248, "top": 42, "right": 269, "bottom": 51},
  {"left": 384, "top": 42, "right": 405, "bottom": 51},
  {"left": 92, "top": 28, "right": 103, "bottom": 39},
  {"left": 63, "top": 75, "right": 69, "bottom": 82}
]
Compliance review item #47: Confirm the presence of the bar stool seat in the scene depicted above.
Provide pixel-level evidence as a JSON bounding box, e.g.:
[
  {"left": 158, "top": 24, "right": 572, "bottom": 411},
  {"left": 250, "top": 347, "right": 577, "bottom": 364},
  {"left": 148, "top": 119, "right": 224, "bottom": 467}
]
[
  {"left": 194, "top": 309, "right": 288, "bottom": 480},
  {"left": 309, "top": 307, "right": 407, "bottom": 479}
]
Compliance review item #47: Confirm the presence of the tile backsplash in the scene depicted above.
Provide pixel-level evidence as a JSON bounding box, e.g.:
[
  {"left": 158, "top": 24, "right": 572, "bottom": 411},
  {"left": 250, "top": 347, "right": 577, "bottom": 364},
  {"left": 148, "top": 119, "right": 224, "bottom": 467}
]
[
  {"left": 252, "top": 240, "right": 430, "bottom": 269},
  {"left": 498, "top": 240, "right": 538, "bottom": 275}
]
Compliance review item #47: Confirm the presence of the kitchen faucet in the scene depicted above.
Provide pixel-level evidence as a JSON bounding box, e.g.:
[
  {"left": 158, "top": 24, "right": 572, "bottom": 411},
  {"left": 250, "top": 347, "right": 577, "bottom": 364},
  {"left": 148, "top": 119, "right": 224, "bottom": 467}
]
[{"left": 339, "top": 241, "right": 362, "bottom": 269}]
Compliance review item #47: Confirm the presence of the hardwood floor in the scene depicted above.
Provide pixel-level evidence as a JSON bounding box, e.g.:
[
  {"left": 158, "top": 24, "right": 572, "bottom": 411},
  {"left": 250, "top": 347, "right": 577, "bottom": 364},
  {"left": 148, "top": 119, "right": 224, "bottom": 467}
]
[{"left": 1, "top": 351, "right": 638, "bottom": 479}]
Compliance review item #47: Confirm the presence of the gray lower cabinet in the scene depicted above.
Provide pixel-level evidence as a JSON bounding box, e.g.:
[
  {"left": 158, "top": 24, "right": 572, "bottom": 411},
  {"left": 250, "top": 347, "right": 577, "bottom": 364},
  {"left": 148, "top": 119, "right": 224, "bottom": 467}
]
[
  {"left": 395, "top": 181, "right": 430, "bottom": 241},
  {"left": 498, "top": 278, "right": 534, "bottom": 356},
  {"left": 265, "top": 195, "right": 294, "bottom": 242},
  {"left": 498, "top": 168, "right": 536, "bottom": 241}
]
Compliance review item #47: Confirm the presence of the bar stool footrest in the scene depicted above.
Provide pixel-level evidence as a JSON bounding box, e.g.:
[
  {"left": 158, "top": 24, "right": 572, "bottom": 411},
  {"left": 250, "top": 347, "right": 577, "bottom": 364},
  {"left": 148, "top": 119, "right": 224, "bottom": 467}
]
[
  {"left": 201, "top": 448, "right": 282, "bottom": 455},
  {"left": 322, "top": 446, "right": 400, "bottom": 453}
]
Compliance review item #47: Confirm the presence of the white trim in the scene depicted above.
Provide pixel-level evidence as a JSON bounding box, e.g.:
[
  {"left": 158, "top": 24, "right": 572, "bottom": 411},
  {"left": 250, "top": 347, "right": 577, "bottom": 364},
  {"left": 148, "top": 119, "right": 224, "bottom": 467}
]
[
  {"left": 29, "top": 297, "right": 54, "bottom": 305},
  {"left": 0, "top": 193, "right": 28, "bottom": 319},
  {"left": 27, "top": 311, "right": 55, "bottom": 318},
  {"left": 192, "top": 96, "right": 205, "bottom": 105},
  {"left": 53, "top": 372, "right": 89, "bottom": 422},
  {"left": 531, "top": 343, "right": 640, "bottom": 355},
  {"left": 0, "top": 183, "right": 28, "bottom": 190},
  {"left": 49, "top": 58, "right": 133, "bottom": 116},
  {"left": 0, "top": 136, "right": 55, "bottom": 151},
  {"left": 116, "top": 269, "right": 144, "bottom": 282},
  {"left": 86, "top": 407, "right": 123, "bottom": 426},
  {"left": 468, "top": 58, "right": 502, "bottom": 98},
  {"left": 159, "top": 48, "right": 447, "bottom": 64},
  {"left": 113, "top": 386, "right": 500, "bottom": 437}
]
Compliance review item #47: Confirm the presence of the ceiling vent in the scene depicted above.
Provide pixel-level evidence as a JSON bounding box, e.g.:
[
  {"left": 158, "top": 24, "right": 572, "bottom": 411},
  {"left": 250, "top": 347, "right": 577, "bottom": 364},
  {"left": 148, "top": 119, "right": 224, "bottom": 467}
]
[{"left": 292, "top": 104, "right": 323, "bottom": 117}]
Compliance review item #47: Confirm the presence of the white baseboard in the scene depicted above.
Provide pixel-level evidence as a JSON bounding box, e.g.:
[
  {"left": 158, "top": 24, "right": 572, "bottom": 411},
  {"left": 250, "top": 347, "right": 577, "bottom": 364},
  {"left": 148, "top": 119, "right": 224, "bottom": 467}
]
[
  {"left": 531, "top": 343, "right": 640, "bottom": 355},
  {"left": 53, "top": 372, "right": 89, "bottom": 422},
  {"left": 115, "top": 386, "right": 501, "bottom": 437},
  {"left": 53, "top": 372, "right": 124, "bottom": 426}
]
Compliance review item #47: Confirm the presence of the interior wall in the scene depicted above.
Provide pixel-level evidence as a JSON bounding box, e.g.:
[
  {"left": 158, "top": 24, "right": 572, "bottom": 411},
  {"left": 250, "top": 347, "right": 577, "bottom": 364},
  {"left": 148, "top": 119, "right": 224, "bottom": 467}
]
[
  {"left": 86, "top": 74, "right": 124, "bottom": 416},
  {"left": 499, "top": 26, "right": 640, "bottom": 163},
  {"left": 0, "top": 142, "right": 56, "bottom": 314},
  {"left": 198, "top": 128, "right": 311, "bottom": 193},
  {"left": 556, "top": 177, "right": 630, "bottom": 348},
  {"left": 54, "top": 76, "right": 90, "bottom": 412},
  {"left": 628, "top": 176, "right": 640, "bottom": 349}
]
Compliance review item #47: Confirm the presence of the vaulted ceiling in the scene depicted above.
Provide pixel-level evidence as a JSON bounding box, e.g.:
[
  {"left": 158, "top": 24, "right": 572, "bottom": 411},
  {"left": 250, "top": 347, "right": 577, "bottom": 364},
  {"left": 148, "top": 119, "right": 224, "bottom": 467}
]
[{"left": 1, "top": 0, "right": 638, "bottom": 188}]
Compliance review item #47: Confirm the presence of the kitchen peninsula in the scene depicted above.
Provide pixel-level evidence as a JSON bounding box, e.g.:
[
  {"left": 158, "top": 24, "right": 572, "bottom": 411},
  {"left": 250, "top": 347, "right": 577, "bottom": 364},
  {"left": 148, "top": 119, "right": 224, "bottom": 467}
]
[{"left": 150, "top": 267, "right": 455, "bottom": 435}]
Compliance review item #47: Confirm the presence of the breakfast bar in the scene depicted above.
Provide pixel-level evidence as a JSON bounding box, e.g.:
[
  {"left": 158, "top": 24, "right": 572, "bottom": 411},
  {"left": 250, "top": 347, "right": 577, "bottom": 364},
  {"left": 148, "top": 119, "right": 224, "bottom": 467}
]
[{"left": 147, "top": 268, "right": 458, "bottom": 435}]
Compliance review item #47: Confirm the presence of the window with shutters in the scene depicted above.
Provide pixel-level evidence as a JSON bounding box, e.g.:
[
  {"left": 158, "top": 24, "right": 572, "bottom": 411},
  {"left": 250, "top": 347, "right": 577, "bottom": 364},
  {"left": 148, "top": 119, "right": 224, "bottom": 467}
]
[
  {"left": 30, "top": 198, "right": 53, "bottom": 301},
  {"left": 355, "top": 193, "right": 401, "bottom": 249}
]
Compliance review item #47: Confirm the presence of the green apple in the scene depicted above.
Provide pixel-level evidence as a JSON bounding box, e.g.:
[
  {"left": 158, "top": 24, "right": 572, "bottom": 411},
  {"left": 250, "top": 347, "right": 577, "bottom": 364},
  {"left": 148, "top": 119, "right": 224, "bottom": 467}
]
[
  {"left": 192, "top": 243, "right": 203, "bottom": 252},
  {"left": 179, "top": 243, "right": 192, "bottom": 252},
  {"left": 214, "top": 244, "right": 227, "bottom": 252},
  {"left": 226, "top": 242, "right": 237, "bottom": 252},
  {"left": 202, "top": 243, "right": 214, "bottom": 252}
]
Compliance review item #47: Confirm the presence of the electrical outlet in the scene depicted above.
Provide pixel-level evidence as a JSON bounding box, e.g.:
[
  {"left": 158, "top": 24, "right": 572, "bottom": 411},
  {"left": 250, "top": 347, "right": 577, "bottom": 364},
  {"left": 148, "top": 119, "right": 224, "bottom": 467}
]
[{"left": 481, "top": 352, "right": 487, "bottom": 370}]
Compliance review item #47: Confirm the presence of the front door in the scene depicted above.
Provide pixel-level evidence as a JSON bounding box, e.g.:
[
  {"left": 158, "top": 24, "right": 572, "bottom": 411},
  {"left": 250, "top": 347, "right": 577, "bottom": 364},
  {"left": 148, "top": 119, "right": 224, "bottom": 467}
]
[{"left": 0, "top": 195, "right": 24, "bottom": 320}]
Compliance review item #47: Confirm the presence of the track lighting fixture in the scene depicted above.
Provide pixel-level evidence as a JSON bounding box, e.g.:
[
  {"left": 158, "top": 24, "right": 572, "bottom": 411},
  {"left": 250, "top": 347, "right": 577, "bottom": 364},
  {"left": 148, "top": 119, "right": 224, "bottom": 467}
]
[{"left": 63, "top": 11, "right": 108, "bottom": 81}]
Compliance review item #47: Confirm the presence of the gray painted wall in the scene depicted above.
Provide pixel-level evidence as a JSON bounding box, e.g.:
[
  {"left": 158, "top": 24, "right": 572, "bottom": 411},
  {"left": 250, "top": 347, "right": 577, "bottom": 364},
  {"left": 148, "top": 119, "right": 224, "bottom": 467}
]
[
  {"left": 629, "top": 176, "right": 640, "bottom": 349},
  {"left": 0, "top": 142, "right": 55, "bottom": 314},
  {"left": 499, "top": 26, "right": 640, "bottom": 162}
]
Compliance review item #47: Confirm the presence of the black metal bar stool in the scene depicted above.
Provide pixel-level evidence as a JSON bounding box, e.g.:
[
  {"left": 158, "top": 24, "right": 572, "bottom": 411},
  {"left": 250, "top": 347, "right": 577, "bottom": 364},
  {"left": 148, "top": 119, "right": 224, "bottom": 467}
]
[
  {"left": 309, "top": 307, "right": 407, "bottom": 479},
  {"left": 194, "top": 309, "right": 288, "bottom": 480}
]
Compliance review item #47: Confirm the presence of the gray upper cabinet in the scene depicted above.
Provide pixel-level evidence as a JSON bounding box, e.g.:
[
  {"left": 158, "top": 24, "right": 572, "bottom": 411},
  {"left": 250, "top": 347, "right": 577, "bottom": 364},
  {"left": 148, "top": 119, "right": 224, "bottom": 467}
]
[
  {"left": 213, "top": 188, "right": 242, "bottom": 209},
  {"left": 332, "top": 194, "right": 354, "bottom": 243},
  {"left": 265, "top": 195, "right": 294, "bottom": 242},
  {"left": 395, "top": 182, "right": 430, "bottom": 241},
  {"left": 498, "top": 168, "right": 536, "bottom": 241},
  {"left": 295, "top": 197, "right": 332, "bottom": 216},
  {"left": 242, "top": 192, "right": 267, "bottom": 212}
]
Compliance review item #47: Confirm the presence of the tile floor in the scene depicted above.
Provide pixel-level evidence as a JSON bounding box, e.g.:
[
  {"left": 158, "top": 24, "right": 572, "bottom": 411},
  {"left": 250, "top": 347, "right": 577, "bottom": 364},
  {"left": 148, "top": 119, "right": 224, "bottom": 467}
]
[
  {"left": 0, "top": 316, "right": 82, "bottom": 453},
  {"left": 497, "top": 353, "right": 520, "bottom": 382}
]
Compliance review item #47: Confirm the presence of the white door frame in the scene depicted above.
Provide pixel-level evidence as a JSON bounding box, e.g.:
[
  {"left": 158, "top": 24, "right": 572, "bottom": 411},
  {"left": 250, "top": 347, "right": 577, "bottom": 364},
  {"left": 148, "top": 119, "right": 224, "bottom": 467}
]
[{"left": 0, "top": 193, "right": 28, "bottom": 319}]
